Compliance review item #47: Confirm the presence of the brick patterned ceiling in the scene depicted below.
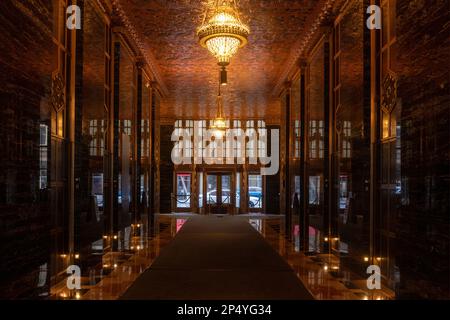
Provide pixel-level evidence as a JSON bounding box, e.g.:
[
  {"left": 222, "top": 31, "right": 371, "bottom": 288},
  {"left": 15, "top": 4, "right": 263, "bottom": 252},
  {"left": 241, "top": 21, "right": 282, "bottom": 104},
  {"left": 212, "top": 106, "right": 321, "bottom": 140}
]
[{"left": 120, "top": 0, "right": 327, "bottom": 121}]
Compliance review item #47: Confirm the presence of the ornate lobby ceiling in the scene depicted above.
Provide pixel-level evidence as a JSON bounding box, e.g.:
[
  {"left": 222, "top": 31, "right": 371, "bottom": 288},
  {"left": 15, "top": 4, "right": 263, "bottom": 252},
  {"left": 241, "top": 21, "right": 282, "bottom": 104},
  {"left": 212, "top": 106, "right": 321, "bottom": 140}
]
[{"left": 118, "top": 0, "right": 329, "bottom": 121}]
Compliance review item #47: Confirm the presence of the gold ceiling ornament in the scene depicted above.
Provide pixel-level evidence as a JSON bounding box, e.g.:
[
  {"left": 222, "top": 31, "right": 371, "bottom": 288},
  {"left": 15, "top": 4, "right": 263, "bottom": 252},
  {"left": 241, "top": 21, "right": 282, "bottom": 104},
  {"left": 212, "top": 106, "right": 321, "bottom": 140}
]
[{"left": 197, "top": 0, "right": 250, "bottom": 68}]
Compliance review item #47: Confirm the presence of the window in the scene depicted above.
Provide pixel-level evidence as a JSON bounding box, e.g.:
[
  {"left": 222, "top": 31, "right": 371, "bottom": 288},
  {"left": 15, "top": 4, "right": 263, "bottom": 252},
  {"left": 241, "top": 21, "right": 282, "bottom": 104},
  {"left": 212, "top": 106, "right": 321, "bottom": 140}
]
[
  {"left": 309, "top": 120, "right": 324, "bottom": 159},
  {"left": 174, "top": 120, "right": 194, "bottom": 159},
  {"left": 233, "top": 120, "right": 243, "bottom": 159},
  {"left": 89, "top": 119, "right": 104, "bottom": 156},
  {"left": 196, "top": 120, "right": 206, "bottom": 161},
  {"left": 294, "top": 120, "right": 301, "bottom": 158},
  {"left": 92, "top": 174, "right": 104, "bottom": 209},
  {"left": 141, "top": 119, "right": 150, "bottom": 159},
  {"left": 246, "top": 120, "right": 256, "bottom": 158},
  {"left": 248, "top": 174, "right": 263, "bottom": 209},
  {"left": 257, "top": 120, "right": 267, "bottom": 158},
  {"left": 198, "top": 172, "right": 203, "bottom": 208},
  {"left": 174, "top": 120, "right": 184, "bottom": 158},
  {"left": 39, "top": 124, "right": 48, "bottom": 190},
  {"left": 236, "top": 172, "right": 241, "bottom": 208},
  {"left": 294, "top": 176, "right": 301, "bottom": 196},
  {"left": 176, "top": 173, "right": 191, "bottom": 208},
  {"left": 185, "top": 120, "right": 193, "bottom": 158},
  {"left": 208, "top": 120, "right": 219, "bottom": 159},
  {"left": 121, "top": 119, "right": 131, "bottom": 135},
  {"left": 339, "top": 175, "right": 348, "bottom": 209},
  {"left": 309, "top": 176, "right": 321, "bottom": 205},
  {"left": 342, "top": 121, "right": 351, "bottom": 158},
  {"left": 119, "top": 119, "right": 131, "bottom": 157}
]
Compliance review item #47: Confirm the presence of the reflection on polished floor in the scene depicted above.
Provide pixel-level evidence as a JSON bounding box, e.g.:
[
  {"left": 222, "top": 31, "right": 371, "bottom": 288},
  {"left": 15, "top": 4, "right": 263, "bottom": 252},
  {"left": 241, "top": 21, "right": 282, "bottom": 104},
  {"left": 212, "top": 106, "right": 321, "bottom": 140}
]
[
  {"left": 51, "top": 214, "right": 393, "bottom": 300},
  {"left": 1, "top": 0, "right": 448, "bottom": 300}
]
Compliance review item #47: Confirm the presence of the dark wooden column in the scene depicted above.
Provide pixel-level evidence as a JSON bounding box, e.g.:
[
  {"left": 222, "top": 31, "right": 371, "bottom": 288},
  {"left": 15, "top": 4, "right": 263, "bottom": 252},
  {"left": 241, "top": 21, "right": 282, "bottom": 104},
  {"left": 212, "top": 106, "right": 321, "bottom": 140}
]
[
  {"left": 266, "top": 125, "right": 280, "bottom": 215},
  {"left": 299, "top": 61, "right": 309, "bottom": 251},
  {"left": 135, "top": 60, "right": 144, "bottom": 225},
  {"left": 323, "top": 39, "right": 332, "bottom": 251},
  {"left": 284, "top": 85, "right": 292, "bottom": 239},
  {"left": 111, "top": 40, "right": 120, "bottom": 249},
  {"left": 369, "top": 0, "right": 381, "bottom": 262},
  {"left": 149, "top": 86, "right": 156, "bottom": 236}
]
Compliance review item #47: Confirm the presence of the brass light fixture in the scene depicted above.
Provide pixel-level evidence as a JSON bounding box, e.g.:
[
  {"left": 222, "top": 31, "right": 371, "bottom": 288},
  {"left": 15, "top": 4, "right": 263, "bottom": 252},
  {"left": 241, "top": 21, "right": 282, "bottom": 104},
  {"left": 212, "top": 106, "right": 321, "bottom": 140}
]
[
  {"left": 210, "top": 83, "right": 228, "bottom": 136},
  {"left": 197, "top": 0, "right": 250, "bottom": 84}
]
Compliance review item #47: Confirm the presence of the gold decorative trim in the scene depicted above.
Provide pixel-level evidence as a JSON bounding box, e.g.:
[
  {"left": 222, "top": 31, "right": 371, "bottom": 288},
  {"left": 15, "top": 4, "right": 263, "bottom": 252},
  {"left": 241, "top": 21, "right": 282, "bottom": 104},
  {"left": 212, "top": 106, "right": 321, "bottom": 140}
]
[
  {"left": 51, "top": 72, "right": 65, "bottom": 112},
  {"left": 381, "top": 72, "right": 398, "bottom": 113}
]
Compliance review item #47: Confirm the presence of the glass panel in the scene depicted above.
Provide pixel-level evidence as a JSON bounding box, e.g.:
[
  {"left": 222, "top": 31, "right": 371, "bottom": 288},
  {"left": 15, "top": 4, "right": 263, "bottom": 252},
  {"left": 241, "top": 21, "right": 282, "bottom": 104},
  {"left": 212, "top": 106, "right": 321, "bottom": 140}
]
[
  {"left": 207, "top": 175, "right": 217, "bottom": 204},
  {"left": 308, "top": 176, "right": 321, "bottom": 205},
  {"left": 248, "top": 175, "right": 262, "bottom": 209},
  {"left": 198, "top": 172, "right": 203, "bottom": 208},
  {"left": 222, "top": 175, "right": 231, "bottom": 204},
  {"left": 118, "top": 43, "right": 134, "bottom": 217},
  {"left": 140, "top": 78, "right": 150, "bottom": 209},
  {"left": 294, "top": 176, "right": 301, "bottom": 200},
  {"left": 236, "top": 172, "right": 241, "bottom": 208},
  {"left": 39, "top": 124, "right": 49, "bottom": 190},
  {"left": 334, "top": 0, "right": 371, "bottom": 289},
  {"left": 75, "top": 0, "right": 107, "bottom": 273},
  {"left": 308, "top": 37, "right": 325, "bottom": 241},
  {"left": 176, "top": 173, "right": 191, "bottom": 208},
  {"left": 0, "top": 0, "right": 55, "bottom": 297}
]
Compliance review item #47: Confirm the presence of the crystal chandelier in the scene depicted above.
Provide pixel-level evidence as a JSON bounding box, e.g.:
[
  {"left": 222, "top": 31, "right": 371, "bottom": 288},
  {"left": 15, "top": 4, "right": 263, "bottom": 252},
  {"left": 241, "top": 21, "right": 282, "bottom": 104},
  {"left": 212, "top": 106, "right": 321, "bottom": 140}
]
[{"left": 197, "top": 0, "right": 250, "bottom": 81}]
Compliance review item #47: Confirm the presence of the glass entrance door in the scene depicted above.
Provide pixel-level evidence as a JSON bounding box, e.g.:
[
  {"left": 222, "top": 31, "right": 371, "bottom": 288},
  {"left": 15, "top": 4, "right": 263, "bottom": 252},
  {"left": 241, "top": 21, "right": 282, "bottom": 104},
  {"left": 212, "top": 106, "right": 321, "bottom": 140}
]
[{"left": 205, "top": 172, "right": 233, "bottom": 214}]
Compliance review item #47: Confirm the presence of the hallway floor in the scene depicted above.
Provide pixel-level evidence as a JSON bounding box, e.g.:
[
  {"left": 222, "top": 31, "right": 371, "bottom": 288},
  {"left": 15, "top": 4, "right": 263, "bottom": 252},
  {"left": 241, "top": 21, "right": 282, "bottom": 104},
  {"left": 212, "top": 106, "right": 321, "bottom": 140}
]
[
  {"left": 51, "top": 214, "right": 393, "bottom": 300},
  {"left": 121, "top": 215, "right": 313, "bottom": 300}
]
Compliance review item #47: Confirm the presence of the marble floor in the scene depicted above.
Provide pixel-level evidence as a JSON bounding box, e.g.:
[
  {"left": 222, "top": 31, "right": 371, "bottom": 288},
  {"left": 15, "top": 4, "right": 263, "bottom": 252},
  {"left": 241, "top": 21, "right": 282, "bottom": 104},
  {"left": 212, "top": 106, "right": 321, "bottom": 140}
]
[
  {"left": 249, "top": 215, "right": 395, "bottom": 300},
  {"left": 50, "top": 213, "right": 394, "bottom": 300}
]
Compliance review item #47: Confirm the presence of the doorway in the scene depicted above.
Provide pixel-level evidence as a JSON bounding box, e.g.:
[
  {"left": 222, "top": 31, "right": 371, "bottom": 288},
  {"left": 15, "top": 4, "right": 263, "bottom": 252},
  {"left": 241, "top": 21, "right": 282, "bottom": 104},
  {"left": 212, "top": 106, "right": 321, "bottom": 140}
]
[{"left": 205, "top": 172, "right": 233, "bottom": 214}]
